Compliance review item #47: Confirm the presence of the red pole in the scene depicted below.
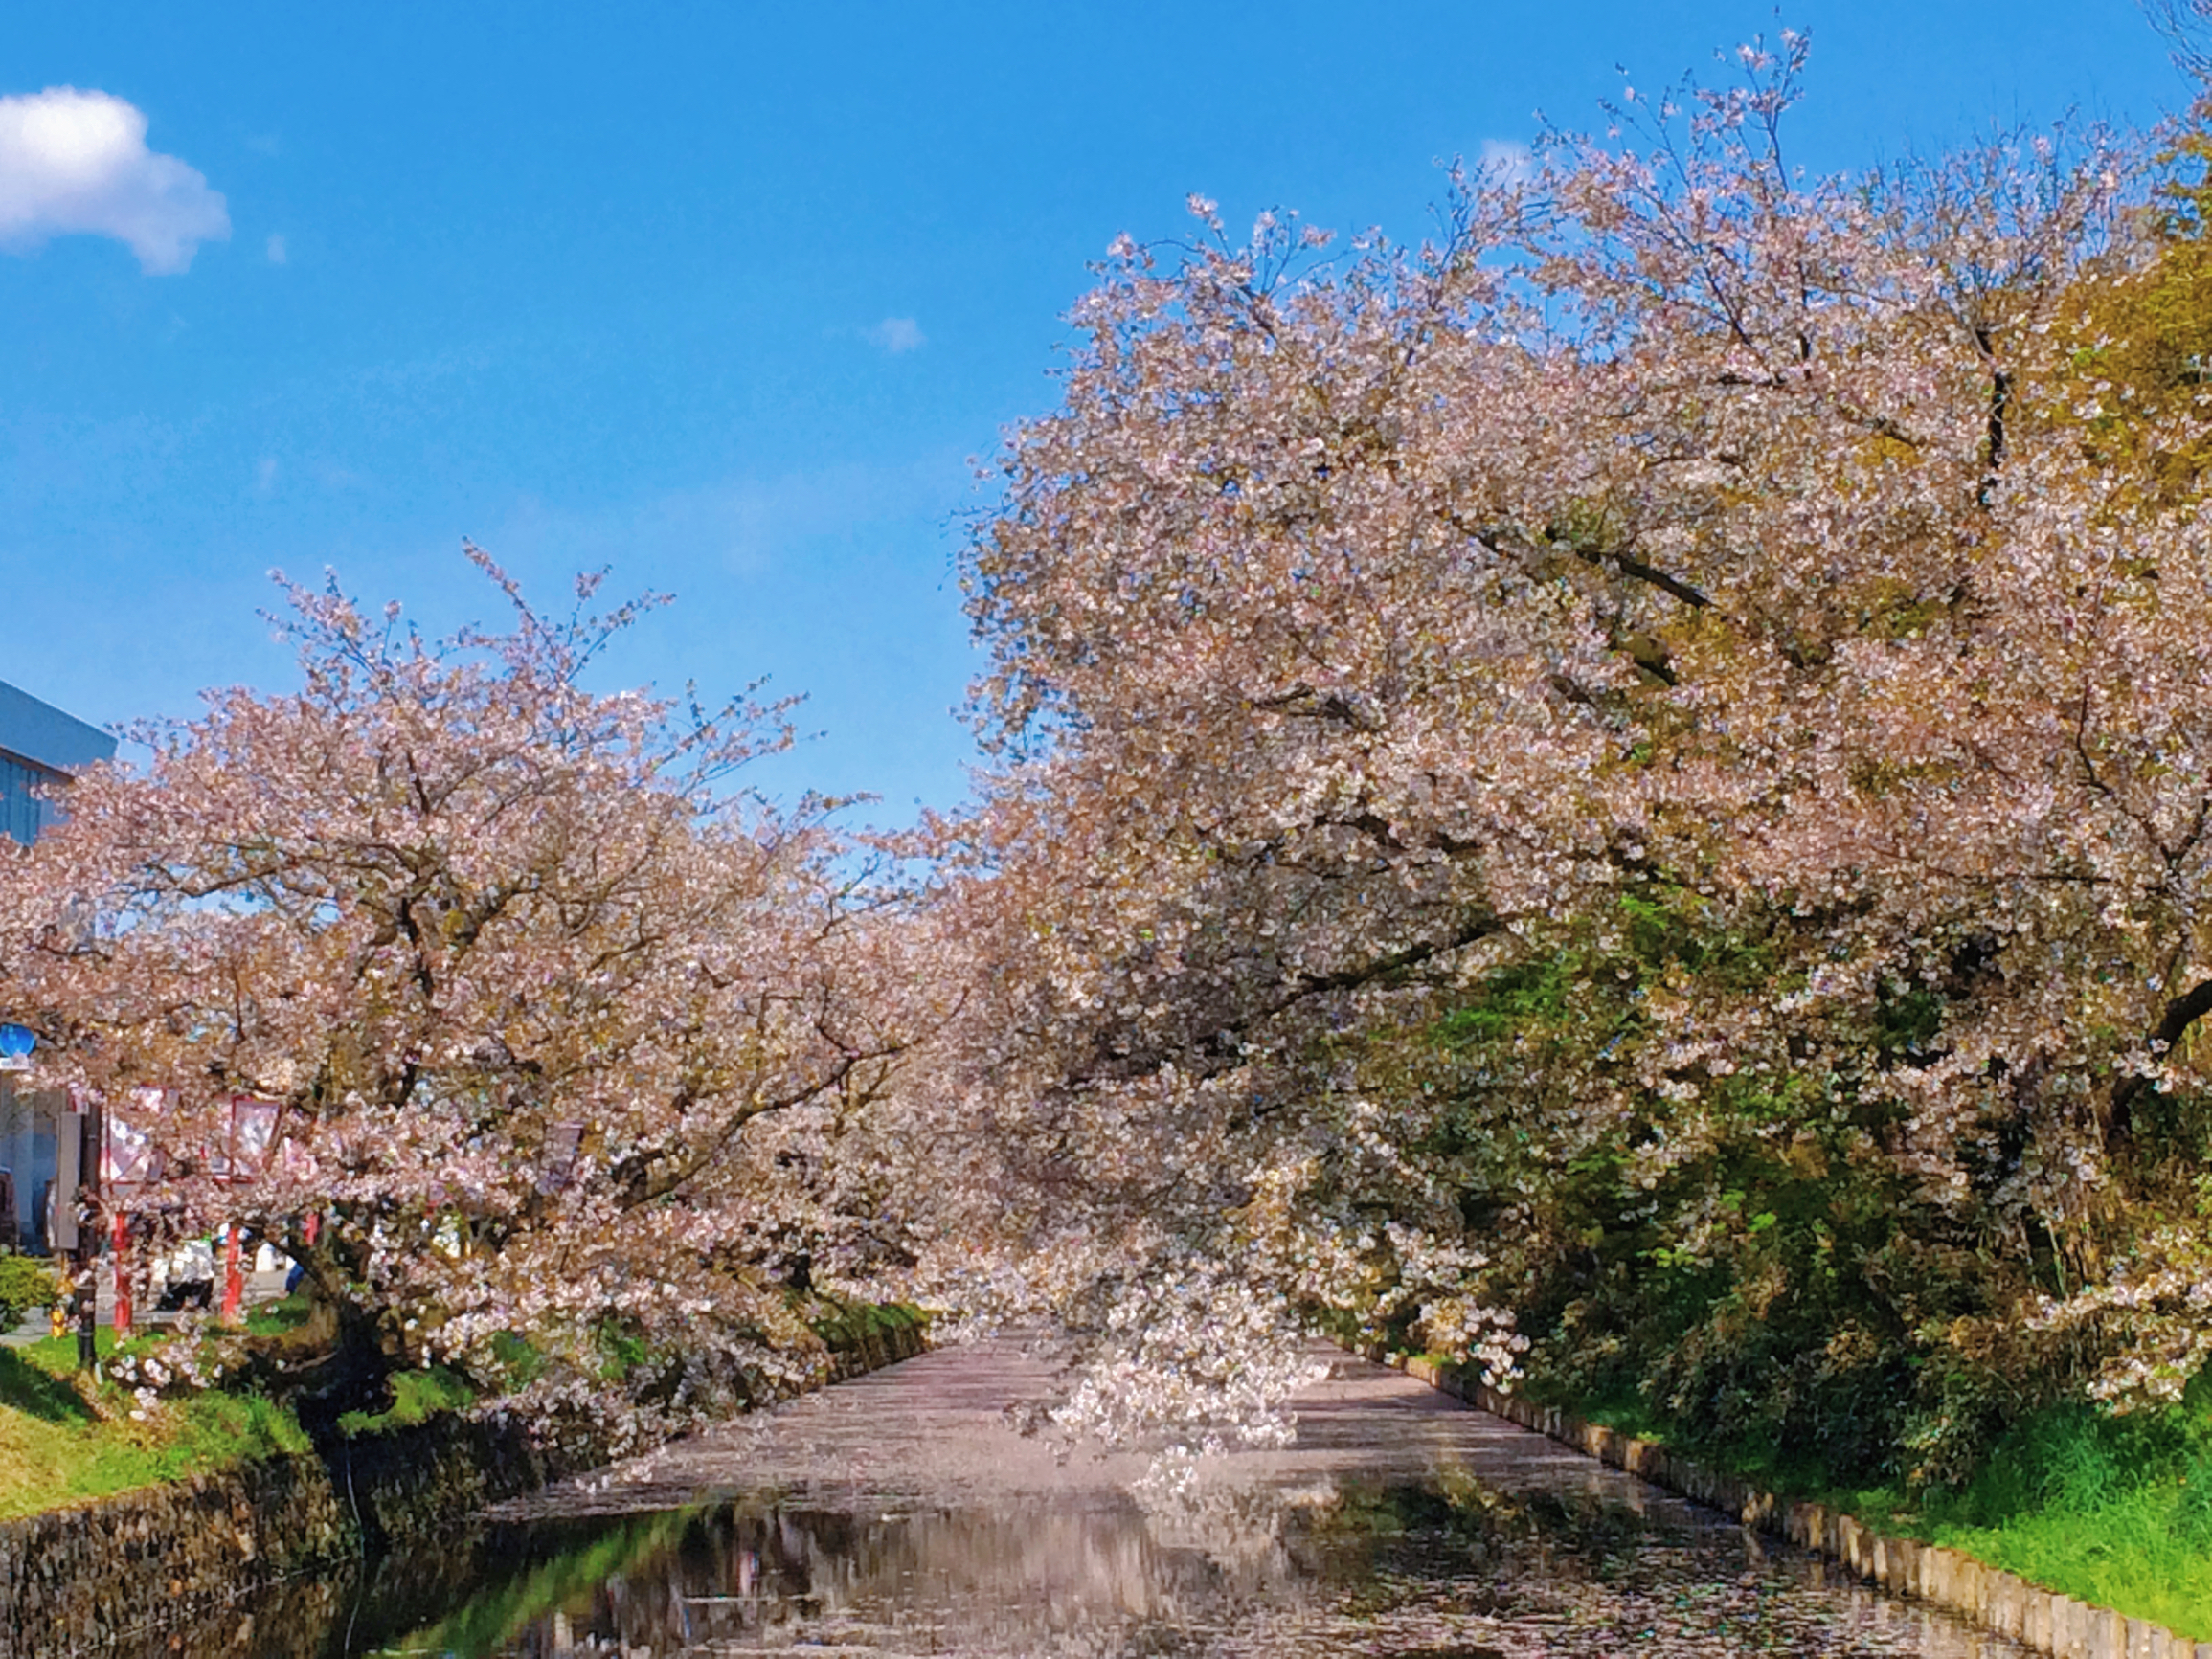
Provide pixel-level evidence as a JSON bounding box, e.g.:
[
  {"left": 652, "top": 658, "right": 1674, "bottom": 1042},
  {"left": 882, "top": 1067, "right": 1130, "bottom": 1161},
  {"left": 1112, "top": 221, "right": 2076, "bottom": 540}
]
[
  {"left": 110, "top": 1211, "right": 130, "bottom": 1340},
  {"left": 221, "top": 1224, "right": 243, "bottom": 1326}
]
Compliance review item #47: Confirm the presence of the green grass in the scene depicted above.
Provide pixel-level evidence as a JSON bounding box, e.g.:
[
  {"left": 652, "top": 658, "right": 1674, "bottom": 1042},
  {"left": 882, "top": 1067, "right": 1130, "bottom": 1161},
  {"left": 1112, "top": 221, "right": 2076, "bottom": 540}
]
[
  {"left": 0, "top": 1314, "right": 480, "bottom": 1521},
  {"left": 1510, "top": 1368, "right": 1676, "bottom": 1450},
  {"left": 243, "top": 1290, "right": 315, "bottom": 1336},
  {"left": 0, "top": 1334, "right": 309, "bottom": 1521},
  {"left": 1852, "top": 1399, "right": 2212, "bottom": 1640},
  {"left": 1501, "top": 1360, "right": 2212, "bottom": 1640},
  {"left": 336, "top": 1364, "right": 479, "bottom": 1436},
  {"left": 0, "top": 1296, "right": 927, "bottom": 1523}
]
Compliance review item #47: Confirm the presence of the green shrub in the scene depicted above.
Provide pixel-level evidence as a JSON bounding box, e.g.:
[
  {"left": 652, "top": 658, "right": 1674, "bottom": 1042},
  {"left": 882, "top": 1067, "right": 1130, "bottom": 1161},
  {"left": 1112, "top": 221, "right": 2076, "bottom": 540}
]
[{"left": 0, "top": 1254, "right": 57, "bottom": 1328}]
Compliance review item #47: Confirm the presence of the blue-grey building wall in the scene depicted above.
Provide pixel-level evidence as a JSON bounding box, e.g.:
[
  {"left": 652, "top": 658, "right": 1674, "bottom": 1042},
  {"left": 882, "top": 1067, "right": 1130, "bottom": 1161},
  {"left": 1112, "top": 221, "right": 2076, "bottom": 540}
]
[
  {"left": 0, "top": 680, "right": 111, "bottom": 1248},
  {"left": 0, "top": 678, "right": 114, "bottom": 847}
]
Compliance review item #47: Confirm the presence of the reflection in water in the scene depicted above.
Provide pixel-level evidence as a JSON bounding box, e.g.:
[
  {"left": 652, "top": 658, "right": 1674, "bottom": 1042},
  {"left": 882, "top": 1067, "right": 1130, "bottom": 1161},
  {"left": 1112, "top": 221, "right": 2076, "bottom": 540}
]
[
  {"left": 240, "top": 1470, "right": 2019, "bottom": 1658},
  {"left": 104, "top": 1343, "right": 2029, "bottom": 1658},
  {"left": 394, "top": 1497, "right": 1244, "bottom": 1656}
]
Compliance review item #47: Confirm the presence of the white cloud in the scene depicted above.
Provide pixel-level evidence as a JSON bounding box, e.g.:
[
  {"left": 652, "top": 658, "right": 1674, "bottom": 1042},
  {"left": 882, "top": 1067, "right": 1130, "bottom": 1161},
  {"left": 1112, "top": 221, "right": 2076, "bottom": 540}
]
[
  {"left": 865, "top": 316, "right": 927, "bottom": 354},
  {"left": 0, "top": 87, "right": 229, "bottom": 274},
  {"left": 1478, "top": 139, "right": 1536, "bottom": 187},
  {"left": 264, "top": 232, "right": 286, "bottom": 264},
  {"left": 254, "top": 457, "right": 278, "bottom": 496}
]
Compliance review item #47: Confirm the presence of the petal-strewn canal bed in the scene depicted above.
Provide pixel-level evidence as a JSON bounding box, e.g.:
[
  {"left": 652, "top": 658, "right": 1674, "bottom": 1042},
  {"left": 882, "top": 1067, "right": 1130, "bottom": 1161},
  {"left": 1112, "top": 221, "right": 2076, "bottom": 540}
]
[{"left": 215, "top": 1341, "right": 2029, "bottom": 1658}]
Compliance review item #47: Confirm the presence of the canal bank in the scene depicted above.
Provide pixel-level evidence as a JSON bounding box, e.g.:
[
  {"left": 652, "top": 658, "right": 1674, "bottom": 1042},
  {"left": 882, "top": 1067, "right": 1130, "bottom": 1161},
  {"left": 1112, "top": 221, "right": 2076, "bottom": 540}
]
[
  {"left": 0, "top": 1312, "right": 928, "bottom": 1656},
  {"left": 1367, "top": 1347, "right": 2212, "bottom": 1659}
]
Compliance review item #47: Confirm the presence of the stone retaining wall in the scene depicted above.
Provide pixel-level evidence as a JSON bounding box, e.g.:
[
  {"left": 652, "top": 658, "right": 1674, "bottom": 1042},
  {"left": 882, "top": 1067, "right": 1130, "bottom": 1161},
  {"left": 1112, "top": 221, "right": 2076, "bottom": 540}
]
[
  {"left": 2, "top": 1319, "right": 929, "bottom": 1656},
  {"left": 1370, "top": 1347, "right": 2210, "bottom": 1659}
]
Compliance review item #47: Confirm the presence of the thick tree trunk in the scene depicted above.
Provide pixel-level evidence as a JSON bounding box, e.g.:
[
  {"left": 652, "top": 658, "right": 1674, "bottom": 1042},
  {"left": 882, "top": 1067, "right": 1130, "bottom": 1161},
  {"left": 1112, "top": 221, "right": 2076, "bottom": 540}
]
[
  {"left": 2107, "top": 976, "right": 2212, "bottom": 1149},
  {"left": 243, "top": 1231, "right": 397, "bottom": 1440}
]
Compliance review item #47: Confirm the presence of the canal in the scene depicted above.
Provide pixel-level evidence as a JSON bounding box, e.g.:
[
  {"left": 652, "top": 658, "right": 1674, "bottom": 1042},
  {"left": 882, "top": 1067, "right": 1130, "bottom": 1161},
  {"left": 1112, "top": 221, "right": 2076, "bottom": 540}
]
[{"left": 137, "top": 1339, "right": 2029, "bottom": 1657}]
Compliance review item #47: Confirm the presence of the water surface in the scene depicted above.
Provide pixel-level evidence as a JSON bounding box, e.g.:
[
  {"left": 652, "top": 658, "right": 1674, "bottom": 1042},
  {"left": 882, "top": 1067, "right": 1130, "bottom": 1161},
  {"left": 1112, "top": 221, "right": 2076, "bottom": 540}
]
[{"left": 155, "top": 1341, "right": 2031, "bottom": 1658}]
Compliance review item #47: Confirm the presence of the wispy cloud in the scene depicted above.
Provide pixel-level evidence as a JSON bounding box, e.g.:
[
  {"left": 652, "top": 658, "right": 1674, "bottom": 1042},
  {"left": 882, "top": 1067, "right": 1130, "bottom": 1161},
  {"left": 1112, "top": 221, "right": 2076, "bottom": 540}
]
[
  {"left": 498, "top": 452, "right": 966, "bottom": 580},
  {"left": 0, "top": 87, "right": 230, "bottom": 274},
  {"left": 865, "top": 316, "right": 927, "bottom": 354},
  {"left": 253, "top": 456, "right": 278, "bottom": 496},
  {"left": 264, "top": 232, "right": 286, "bottom": 264}
]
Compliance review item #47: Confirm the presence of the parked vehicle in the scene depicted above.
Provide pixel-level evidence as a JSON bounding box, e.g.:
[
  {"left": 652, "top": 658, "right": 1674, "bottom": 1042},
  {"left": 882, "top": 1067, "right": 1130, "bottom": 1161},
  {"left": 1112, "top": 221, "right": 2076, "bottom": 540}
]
[{"left": 152, "top": 1236, "right": 215, "bottom": 1312}]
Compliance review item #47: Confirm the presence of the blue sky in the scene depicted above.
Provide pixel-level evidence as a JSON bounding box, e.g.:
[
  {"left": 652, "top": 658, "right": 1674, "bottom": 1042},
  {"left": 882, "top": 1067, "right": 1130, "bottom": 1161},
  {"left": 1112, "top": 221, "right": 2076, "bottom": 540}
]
[{"left": 0, "top": 1, "right": 2186, "bottom": 818}]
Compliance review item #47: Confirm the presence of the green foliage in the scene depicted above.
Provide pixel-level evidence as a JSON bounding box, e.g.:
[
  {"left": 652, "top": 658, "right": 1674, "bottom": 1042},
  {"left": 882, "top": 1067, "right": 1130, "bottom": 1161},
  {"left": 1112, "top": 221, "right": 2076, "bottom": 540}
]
[
  {"left": 2055, "top": 107, "right": 2212, "bottom": 509},
  {"left": 0, "top": 1253, "right": 58, "bottom": 1329},
  {"left": 0, "top": 1279, "right": 912, "bottom": 1522},
  {"left": 0, "top": 1345, "right": 97, "bottom": 1427},
  {"left": 172, "top": 1388, "right": 312, "bottom": 1463},
  {"left": 17, "top": 1323, "right": 126, "bottom": 1376},
  {"left": 596, "top": 1319, "right": 655, "bottom": 1380},
  {"left": 810, "top": 1298, "right": 929, "bottom": 1353},
  {"left": 483, "top": 1328, "right": 548, "bottom": 1388},
  {"left": 1377, "top": 867, "right": 2212, "bottom": 1630},
  {"left": 1393, "top": 886, "right": 2057, "bottom": 1492},
  {"left": 0, "top": 1312, "right": 500, "bottom": 1519},
  {"left": 335, "top": 1364, "right": 478, "bottom": 1437}
]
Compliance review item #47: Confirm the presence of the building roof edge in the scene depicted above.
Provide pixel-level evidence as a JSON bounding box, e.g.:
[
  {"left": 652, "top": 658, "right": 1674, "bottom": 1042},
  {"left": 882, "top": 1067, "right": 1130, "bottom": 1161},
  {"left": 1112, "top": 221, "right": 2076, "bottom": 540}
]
[{"left": 0, "top": 680, "right": 116, "bottom": 772}]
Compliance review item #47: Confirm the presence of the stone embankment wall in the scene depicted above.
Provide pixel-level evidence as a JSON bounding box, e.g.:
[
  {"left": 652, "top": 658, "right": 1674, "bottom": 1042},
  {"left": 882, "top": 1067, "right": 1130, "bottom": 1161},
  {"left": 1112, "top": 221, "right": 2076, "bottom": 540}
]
[
  {"left": 1372, "top": 1348, "right": 2211, "bottom": 1659},
  {"left": 2, "top": 1318, "right": 928, "bottom": 1656}
]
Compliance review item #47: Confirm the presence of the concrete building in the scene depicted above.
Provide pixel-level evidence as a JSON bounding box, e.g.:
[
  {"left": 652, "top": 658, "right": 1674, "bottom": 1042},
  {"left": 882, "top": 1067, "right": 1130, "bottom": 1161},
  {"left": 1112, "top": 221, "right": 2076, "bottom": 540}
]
[{"left": 0, "top": 679, "right": 114, "bottom": 1251}]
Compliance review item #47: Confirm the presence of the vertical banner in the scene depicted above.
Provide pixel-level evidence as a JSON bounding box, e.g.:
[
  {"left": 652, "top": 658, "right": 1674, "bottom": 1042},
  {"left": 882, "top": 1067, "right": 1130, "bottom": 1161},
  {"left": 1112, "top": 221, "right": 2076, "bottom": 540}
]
[
  {"left": 219, "top": 1096, "right": 282, "bottom": 1183},
  {"left": 100, "top": 1088, "right": 166, "bottom": 1190}
]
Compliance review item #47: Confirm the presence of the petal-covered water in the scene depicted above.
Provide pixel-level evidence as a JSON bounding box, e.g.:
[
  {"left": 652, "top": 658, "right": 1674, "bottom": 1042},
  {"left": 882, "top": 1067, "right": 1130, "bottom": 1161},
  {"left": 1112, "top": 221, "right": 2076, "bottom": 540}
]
[{"left": 161, "top": 1342, "right": 2030, "bottom": 1657}]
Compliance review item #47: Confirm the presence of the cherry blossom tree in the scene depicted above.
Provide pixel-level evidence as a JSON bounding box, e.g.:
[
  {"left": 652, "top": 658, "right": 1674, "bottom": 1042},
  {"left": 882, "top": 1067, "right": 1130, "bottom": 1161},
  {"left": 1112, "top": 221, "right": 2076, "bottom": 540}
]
[
  {"left": 0, "top": 552, "right": 920, "bottom": 1430},
  {"left": 935, "top": 33, "right": 2212, "bottom": 1453}
]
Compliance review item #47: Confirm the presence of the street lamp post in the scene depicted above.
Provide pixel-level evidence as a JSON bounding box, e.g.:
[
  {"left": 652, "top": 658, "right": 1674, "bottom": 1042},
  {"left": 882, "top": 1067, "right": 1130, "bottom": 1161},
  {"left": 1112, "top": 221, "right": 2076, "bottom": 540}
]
[{"left": 76, "top": 1092, "right": 99, "bottom": 1372}]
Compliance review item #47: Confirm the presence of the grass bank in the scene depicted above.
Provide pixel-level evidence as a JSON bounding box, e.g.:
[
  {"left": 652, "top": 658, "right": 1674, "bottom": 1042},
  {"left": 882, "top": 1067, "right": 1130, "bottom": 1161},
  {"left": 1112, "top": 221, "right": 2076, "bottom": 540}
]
[
  {"left": 0, "top": 1304, "right": 481, "bottom": 1522},
  {"left": 0, "top": 1326, "right": 308, "bottom": 1522},
  {"left": 0, "top": 1294, "right": 930, "bottom": 1524},
  {"left": 1509, "top": 1365, "right": 2212, "bottom": 1641}
]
